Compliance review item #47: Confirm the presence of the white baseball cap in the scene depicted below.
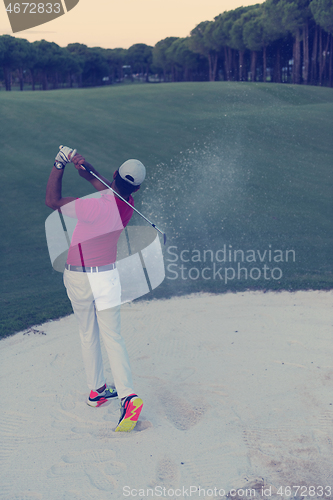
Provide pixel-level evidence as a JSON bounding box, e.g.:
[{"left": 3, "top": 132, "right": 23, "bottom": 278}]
[{"left": 118, "top": 159, "right": 146, "bottom": 186}]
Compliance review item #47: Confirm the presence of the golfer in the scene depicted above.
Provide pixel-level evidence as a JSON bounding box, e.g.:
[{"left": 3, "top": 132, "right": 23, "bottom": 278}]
[{"left": 45, "top": 146, "right": 145, "bottom": 432}]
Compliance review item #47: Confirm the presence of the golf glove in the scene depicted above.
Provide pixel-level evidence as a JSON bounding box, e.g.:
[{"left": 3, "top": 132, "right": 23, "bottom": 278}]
[{"left": 54, "top": 145, "right": 77, "bottom": 170}]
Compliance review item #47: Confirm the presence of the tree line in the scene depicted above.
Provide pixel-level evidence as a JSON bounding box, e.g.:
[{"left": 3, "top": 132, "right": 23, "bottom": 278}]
[{"left": 1, "top": 0, "right": 332, "bottom": 90}]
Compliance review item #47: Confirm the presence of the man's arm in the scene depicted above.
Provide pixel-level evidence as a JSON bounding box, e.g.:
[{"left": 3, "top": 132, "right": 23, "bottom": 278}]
[
  {"left": 45, "top": 166, "right": 76, "bottom": 211},
  {"left": 45, "top": 148, "right": 113, "bottom": 210},
  {"left": 72, "top": 154, "right": 112, "bottom": 192}
]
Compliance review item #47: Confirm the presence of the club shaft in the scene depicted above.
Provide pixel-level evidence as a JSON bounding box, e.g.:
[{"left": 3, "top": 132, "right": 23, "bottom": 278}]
[{"left": 83, "top": 164, "right": 165, "bottom": 239}]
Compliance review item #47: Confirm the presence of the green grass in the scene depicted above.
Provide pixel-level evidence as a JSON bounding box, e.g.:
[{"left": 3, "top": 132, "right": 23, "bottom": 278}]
[{"left": 0, "top": 82, "right": 332, "bottom": 338}]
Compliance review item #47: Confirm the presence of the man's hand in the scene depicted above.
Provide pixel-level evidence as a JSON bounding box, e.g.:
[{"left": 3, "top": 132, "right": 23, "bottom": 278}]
[
  {"left": 54, "top": 145, "right": 77, "bottom": 170},
  {"left": 72, "top": 152, "right": 113, "bottom": 192},
  {"left": 71, "top": 153, "right": 86, "bottom": 170},
  {"left": 71, "top": 153, "right": 95, "bottom": 182}
]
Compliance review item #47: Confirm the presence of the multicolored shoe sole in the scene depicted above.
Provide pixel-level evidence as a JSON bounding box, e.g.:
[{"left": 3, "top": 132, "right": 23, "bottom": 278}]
[
  {"left": 87, "top": 396, "right": 108, "bottom": 407},
  {"left": 115, "top": 395, "right": 143, "bottom": 432},
  {"left": 86, "top": 386, "right": 118, "bottom": 407}
]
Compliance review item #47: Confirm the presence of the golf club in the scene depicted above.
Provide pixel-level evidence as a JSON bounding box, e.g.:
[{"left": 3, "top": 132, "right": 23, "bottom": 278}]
[{"left": 81, "top": 163, "right": 167, "bottom": 245}]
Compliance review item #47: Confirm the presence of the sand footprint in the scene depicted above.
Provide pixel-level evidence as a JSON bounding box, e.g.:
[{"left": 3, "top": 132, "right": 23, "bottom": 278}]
[
  {"left": 182, "top": 445, "right": 242, "bottom": 490},
  {"left": 148, "top": 456, "right": 180, "bottom": 490},
  {"left": 243, "top": 426, "right": 333, "bottom": 487},
  {"left": 48, "top": 450, "right": 127, "bottom": 491},
  {"left": 86, "top": 463, "right": 125, "bottom": 491},
  {"left": 157, "top": 388, "right": 206, "bottom": 431}
]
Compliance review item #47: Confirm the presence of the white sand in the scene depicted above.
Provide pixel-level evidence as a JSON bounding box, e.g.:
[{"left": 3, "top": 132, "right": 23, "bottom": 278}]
[{"left": 1, "top": 290, "right": 333, "bottom": 500}]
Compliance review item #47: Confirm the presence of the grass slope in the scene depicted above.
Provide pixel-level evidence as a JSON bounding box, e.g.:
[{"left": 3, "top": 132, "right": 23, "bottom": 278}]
[{"left": 0, "top": 82, "right": 332, "bottom": 338}]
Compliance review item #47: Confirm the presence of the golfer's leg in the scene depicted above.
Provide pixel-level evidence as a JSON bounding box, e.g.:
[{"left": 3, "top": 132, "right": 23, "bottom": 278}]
[
  {"left": 72, "top": 298, "right": 105, "bottom": 392},
  {"left": 97, "top": 306, "right": 134, "bottom": 399},
  {"left": 64, "top": 269, "right": 105, "bottom": 391}
]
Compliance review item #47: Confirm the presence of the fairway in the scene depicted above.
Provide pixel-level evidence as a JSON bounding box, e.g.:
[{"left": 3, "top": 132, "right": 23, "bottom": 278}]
[{"left": 0, "top": 82, "right": 332, "bottom": 338}]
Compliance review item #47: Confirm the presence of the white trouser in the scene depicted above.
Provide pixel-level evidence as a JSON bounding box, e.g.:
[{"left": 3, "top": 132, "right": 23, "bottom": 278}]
[{"left": 63, "top": 268, "right": 134, "bottom": 399}]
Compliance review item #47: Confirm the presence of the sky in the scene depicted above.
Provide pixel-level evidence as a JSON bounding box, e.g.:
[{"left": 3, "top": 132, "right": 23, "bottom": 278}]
[{"left": 0, "top": 0, "right": 265, "bottom": 49}]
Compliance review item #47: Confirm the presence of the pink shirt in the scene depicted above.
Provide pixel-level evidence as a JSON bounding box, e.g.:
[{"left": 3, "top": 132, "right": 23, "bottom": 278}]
[{"left": 66, "top": 191, "right": 134, "bottom": 267}]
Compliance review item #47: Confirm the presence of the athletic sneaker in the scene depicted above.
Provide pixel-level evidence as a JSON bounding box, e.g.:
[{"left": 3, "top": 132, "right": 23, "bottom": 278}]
[
  {"left": 115, "top": 394, "right": 143, "bottom": 432},
  {"left": 86, "top": 385, "right": 118, "bottom": 407}
]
